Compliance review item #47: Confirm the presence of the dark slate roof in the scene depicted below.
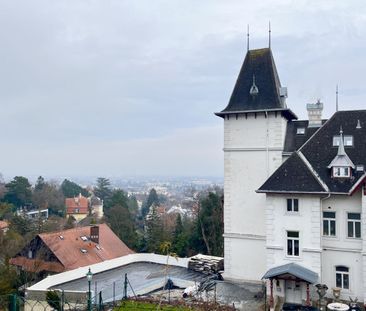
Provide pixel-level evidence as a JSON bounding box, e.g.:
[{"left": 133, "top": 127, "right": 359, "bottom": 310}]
[
  {"left": 259, "top": 110, "right": 366, "bottom": 194},
  {"left": 215, "top": 48, "right": 296, "bottom": 120},
  {"left": 258, "top": 152, "right": 325, "bottom": 193},
  {"left": 283, "top": 120, "right": 327, "bottom": 153},
  {"left": 300, "top": 110, "right": 366, "bottom": 193},
  {"left": 262, "top": 263, "right": 318, "bottom": 284}
]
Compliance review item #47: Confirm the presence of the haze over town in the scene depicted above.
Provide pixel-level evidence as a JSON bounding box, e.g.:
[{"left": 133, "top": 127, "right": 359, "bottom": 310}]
[{"left": 2, "top": 0, "right": 366, "bottom": 179}]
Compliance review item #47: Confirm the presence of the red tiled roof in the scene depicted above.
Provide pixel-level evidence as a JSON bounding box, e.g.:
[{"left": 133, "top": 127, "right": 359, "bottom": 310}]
[
  {"left": 39, "top": 224, "right": 134, "bottom": 270},
  {"left": 10, "top": 224, "right": 134, "bottom": 273},
  {"left": 9, "top": 257, "right": 64, "bottom": 273},
  {"left": 0, "top": 220, "right": 8, "bottom": 230},
  {"left": 65, "top": 195, "right": 89, "bottom": 214}
]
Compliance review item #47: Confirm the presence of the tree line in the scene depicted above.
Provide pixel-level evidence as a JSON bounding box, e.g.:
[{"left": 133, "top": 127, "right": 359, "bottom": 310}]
[{"left": 0, "top": 174, "right": 223, "bottom": 298}]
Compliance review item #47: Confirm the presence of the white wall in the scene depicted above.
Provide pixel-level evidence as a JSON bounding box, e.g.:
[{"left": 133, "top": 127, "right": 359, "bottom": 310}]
[
  {"left": 265, "top": 189, "right": 365, "bottom": 303},
  {"left": 223, "top": 112, "right": 287, "bottom": 281},
  {"left": 265, "top": 194, "right": 322, "bottom": 277},
  {"left": 321, "top": 190, "right": 363, "bottom": 301}
]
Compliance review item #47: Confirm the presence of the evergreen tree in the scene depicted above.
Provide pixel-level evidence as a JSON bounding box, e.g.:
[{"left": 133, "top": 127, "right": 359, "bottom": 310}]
[
  {"left": 141, "top": 188, "right": 159, "bottom": 218},
  {"left": 195, "top": 192, "right": 224, "bottom": 256},
  {"left": 105, "top": 189, "right": 137, "bottom": 248},
  {"left": 60, "top": 179, "right": 88, "bottom": 198},
  {"left": 3, "top": 176, "right": 32, "bottom": 207},
  {"left": 35, "top": 176, "right": 46, "bottom": 191},
  {"left": 94, "top": 177, "right": 112, "bottom": 204},
  {"left": 145, "top": 206, "right": 164, "bottom": 253},
  {"left": 172, "top": 214, "right": 189, "bottom": 257}
]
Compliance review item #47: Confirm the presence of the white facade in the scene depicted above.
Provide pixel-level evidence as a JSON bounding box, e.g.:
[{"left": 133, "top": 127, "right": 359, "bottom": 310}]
[
  {"left": 223, "top": 111, "right": 287, "bottom": 281},
  {"left": 265, "top": 189, "right": 366, "bottom": 303}
]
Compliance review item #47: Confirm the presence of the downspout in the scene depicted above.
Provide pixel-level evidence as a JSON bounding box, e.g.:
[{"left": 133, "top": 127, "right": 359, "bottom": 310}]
[
  {"left": 319, "top": 193, "right": 331, "bottom": 284},
  {"left": 265, "top": 111, "right": 269, "bottom": 176}
]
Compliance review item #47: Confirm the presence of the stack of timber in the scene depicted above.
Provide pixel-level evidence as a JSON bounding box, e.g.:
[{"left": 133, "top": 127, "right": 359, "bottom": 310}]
[{"left": 188, "top": 254, "right": 224, "bottom": 275}]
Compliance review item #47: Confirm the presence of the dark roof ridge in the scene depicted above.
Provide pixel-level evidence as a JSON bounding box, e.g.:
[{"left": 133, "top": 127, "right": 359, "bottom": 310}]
[
  {"left": 297, "top": 151, "right": 328, "bottom": 192},
  {"left": 298, "top": 112, "right": 336, "bottom": 153}
]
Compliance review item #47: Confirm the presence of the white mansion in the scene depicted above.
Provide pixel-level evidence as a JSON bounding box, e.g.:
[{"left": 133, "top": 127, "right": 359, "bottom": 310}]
[{"left": 216, "top": 47, "right": 366, "bottom": 307}]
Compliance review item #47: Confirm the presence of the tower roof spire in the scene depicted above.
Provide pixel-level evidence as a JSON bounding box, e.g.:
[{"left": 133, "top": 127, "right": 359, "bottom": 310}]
[
  {"left": 268, "top": 21, "right": 271, "bottom": 49},
  {"left": 247, "top": 24, "right": 250, "bottom": 52},
  {"left": 327, "top": 127, "right": 355, "bottom": 169}
]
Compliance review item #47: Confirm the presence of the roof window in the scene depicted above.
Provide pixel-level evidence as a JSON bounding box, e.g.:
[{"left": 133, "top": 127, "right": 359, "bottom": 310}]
[
  {"left": 59, "top": 235, "right": 64, "bottom": 240},
  {"left": 80, "top": 236, "right": 88, "bottom": 242},
  {"left": 296, "top": 128, "right": 305, "bottom": 135},
  {"left": 80, "top": 248, "right": 88, "bottom": 254},
  {"left": 333, "top": 135, "right": 353, "bottom": 147},
  {"left": 95, "top": 245, "right": 101, "bottom": 251},
  {"left": 356, "top": 165, "right": 364, "bottom": 172}
]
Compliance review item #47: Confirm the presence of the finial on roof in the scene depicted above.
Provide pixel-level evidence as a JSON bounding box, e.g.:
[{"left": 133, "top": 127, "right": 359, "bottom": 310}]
[
  {"left": 247, "top": 24, "right": 250, "bottom": 52},
  {"left": 268, "top": 21, "right": 271, "bottom": 49},
  {"left": 336, "top": 85, "right": 339, "bottom": 112},
  {"left": 338, "top": 127, "right": 345, "bottom": 156},
  {"left": 249, "top": 74, "right": 259, "bottom": 96},
  {"left": 356, "top": 119, "right": 362, "bottom": 129}
]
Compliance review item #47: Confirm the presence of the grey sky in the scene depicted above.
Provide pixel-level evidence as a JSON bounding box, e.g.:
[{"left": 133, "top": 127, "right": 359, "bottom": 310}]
[{"left": 1, "top": 0, "right": 366, "bottom": 179}]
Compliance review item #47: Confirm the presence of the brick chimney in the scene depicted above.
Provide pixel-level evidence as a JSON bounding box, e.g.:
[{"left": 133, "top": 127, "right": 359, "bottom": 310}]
[
  {"left": 90, "top": 226, "right": 99, "bottom": 244},
  {"left": 307, "top": 100, "right": 323, "bottom": 128}
]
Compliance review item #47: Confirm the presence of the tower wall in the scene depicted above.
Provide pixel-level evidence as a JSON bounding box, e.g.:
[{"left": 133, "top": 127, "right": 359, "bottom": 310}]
[{"left": 223, "top": 111, "right": 287, "bottom": 281}]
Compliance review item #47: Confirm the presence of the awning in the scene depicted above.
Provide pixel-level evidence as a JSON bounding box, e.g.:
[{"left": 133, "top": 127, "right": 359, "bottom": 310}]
[{"left": 262, "top": 263, "right": 318, "bottom": 284}]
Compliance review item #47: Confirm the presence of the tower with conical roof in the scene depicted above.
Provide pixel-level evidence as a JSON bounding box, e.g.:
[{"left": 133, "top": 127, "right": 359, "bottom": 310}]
[{"left": 216, "top": 47, "right": 296, "bottom": 281}]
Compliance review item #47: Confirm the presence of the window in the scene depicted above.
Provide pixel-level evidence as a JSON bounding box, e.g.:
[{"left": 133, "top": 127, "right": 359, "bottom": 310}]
[
  {"left": 356, "top": 165, "right": 364, "bottom": 172},
  {"left": 344, "top": 136, "right": 353, "bottom": 146},
  {"left": 333, "top": 167, "right": 350, "bottom": 177},
  {"left": 347, "top": 213, "right": 361, "bottom": 238},
  {"left": 28, "top": 250, "right": 33, "bottom": 259},
  {"left": 287, "top": 199, "right": 299, "bottom": 212},
  {"left": 74, "top": 208, "right": 80, "bottom": 213},
  {"left": 323, "top": 211, "right": 336, "bottom": 236},
  {"left": 296, "top": 128, "right": 305, "bottom": 135},
  {"left": 287, "top": 231, "right": 299, "bottom": 256},
  {"left": 333, "top": 135, "right": 353, "bottom": 146},
  {"left": 336, "top": 266, "right": 349, "bottom": 289}
]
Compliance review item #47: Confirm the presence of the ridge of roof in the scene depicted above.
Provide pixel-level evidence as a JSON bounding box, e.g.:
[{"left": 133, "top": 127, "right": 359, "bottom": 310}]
[{"left": 297, "top": 151, "right": 329, "bottom": 192}]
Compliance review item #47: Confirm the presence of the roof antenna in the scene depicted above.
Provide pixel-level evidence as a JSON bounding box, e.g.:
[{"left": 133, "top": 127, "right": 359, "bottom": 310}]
[
  {"left": 336, "top": 84, "right": 339, "bottom": 112},
  {"left": 247, "top": 24, "right": 250, "bottom": 52},
  {"left": 269, "top": 21, "right": 271, "bottom": 49}
]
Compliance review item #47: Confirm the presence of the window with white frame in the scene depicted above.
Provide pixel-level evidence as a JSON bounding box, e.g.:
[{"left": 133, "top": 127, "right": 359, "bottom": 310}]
[
  {"left": 347, "top": 213, "right": 361, "bottom": 238},
  {"left": 287, "top": 198, "right": 299, "bottom": 212},
  {"left": 287, "top": 231, "right": 299, "bottom": 256},
  {"left": 333, "top": 167, "right": 350, "bottom": 178},
  {"left": 333, "top": 135, "right": 353, "bottom": 147},
  {"left": 323, "top": 211, "right": 336, "bottom": 236},
  {"left": 296, "top": 128, "right": 305, "bottom": 135},
  {"left": 336, "top": 266, "right": 349, "bottom": 289}
]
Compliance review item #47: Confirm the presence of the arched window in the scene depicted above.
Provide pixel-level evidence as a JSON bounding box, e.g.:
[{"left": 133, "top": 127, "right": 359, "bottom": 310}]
[{"left": 336, "top": 266, "right": 349, "bottom": 289}]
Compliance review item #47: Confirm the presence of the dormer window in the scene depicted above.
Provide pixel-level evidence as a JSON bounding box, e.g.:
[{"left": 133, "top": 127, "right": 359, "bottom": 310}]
[
  {"left": 296, "top": 128, "right": 305, "bottom": 135},
  {"left": 328, "top": 128, "right": 355, "bottom": 178},
  {"left": 333, "top": 167, "right": 350, "bottom": 178}
]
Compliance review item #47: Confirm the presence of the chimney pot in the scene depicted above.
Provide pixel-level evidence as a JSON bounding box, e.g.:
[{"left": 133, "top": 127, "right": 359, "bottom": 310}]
[
  {"left": 307, "top": 100, "right": 323, "bottom": 128},
  {"left": 90, "top": 225, "right": 99, "bottom": 244}
]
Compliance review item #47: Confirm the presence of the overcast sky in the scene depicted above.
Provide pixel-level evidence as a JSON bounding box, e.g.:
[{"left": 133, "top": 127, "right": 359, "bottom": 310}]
[{"left": 1, "top": 0, "right": 366, "bottom": 180}]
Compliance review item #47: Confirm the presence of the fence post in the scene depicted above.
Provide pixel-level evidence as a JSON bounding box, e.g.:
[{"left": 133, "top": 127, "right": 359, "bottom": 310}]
[
  {"left": 98, "top": 291, "right": 103, "bottom": 310},
  {"left": 61, "top": 290, "right": 65, "bottom": 311},
  {"left": 123, "top": 273, "right": 128, "bottom": 300},
  {"left": 9, "top": 293, "right": 17, "bottom": 311}
]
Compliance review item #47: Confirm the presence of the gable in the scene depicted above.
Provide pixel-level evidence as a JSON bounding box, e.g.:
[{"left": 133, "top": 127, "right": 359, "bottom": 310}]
[{"left": 258, "top": 152, "right": 326, "bottom": 193}]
